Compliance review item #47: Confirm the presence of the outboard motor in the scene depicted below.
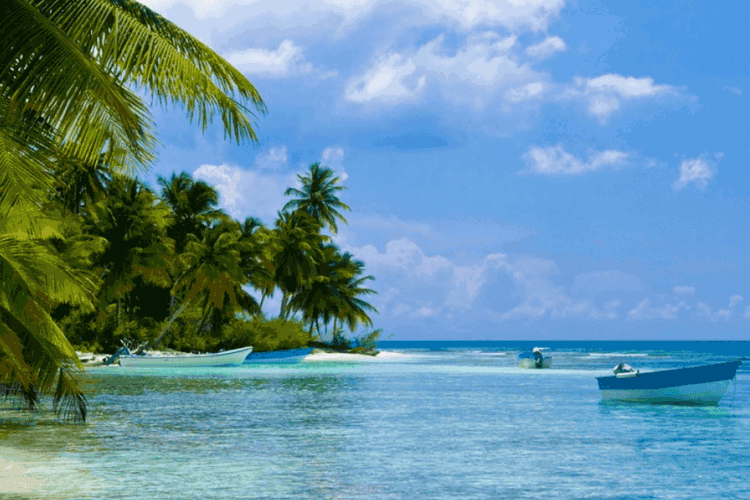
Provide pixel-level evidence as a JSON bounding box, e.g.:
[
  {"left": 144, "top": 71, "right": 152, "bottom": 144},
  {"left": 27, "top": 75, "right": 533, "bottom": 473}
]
[
  {"left": 533, "top": 348, "right": 544, "bottom": 368},
  {"left": 103, "top": 346, "right": 130, "bottom": 365}
]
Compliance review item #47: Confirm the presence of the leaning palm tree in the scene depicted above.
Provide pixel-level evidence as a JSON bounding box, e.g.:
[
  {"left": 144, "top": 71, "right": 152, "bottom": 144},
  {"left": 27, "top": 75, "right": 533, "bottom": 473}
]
[
  {"left": 283, "top": 162, "right": 350, "bottom": 234},
  {"left": 0, "top": 0, "right": 265, "bottom": 420}
]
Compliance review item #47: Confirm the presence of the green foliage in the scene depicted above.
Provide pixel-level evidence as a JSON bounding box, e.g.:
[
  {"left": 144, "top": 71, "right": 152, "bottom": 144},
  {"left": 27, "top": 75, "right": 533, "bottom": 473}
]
[
  {"left": 217, "top": 317, "right": 309, "bottom": 352},
  {"left": 350, "top": 329, "right": 383, "bottom": 354}
]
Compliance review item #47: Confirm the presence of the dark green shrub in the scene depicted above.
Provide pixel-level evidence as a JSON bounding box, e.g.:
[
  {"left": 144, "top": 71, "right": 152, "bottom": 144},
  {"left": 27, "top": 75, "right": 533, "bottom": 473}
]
[{"left": 217, "top": 317, "right": 308, "bottom": 352}]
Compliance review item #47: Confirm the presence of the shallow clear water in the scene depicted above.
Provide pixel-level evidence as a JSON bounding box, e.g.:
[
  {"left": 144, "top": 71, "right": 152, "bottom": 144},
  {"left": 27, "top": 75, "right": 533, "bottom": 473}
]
[{"left": 2, "top": 342, "right": 749, "bottom": 499}]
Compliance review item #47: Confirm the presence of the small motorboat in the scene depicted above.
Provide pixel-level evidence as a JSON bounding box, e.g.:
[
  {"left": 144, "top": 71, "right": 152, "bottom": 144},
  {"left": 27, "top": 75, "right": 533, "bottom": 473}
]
[
  {"left": 118, "top": 346, "right": 254, "bottom": 368},
  {"left": 243, "top": 347, "right": 313, "bottom": 364},
  {"left": 517, "top": 348, "right": 552, "bottom": 369},
  {"left": 596, "top": 360, "right": 742, "bottom": 405}
]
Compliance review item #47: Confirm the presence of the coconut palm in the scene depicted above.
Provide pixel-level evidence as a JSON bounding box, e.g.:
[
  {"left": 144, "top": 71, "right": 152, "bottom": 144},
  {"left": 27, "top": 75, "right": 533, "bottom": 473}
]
[
  {"left": 291, "top": 245, "right": 377, "bottom": 340},
  {"left": 85, "top": 175, "right": 173, "bottom": 319},
  {"left": 269, "top": 210, "right": 326, "bottom": 319},
  {"left": 0, "top": 0, "right": 264, "bottom": 419},
  {"left": 283, "top": 162, "right": 350, "bottom": 234},
  {"left": 52, "top": 154, "right": 112, "bottom": 215},
  {"left": 1, "top": 0, "right": 265, "bottom": 174},
  {"left": 175, "top": 221, "right": 260, "bottom": 337},
  {"left": 158, "top": 172, "right": 228, "bottom": 253}
]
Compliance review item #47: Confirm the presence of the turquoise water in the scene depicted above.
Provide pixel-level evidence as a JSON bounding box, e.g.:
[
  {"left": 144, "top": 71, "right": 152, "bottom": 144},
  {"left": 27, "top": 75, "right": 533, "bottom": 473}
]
[{"left": 2, "top": 342, "right": 749, "bottom": 499}]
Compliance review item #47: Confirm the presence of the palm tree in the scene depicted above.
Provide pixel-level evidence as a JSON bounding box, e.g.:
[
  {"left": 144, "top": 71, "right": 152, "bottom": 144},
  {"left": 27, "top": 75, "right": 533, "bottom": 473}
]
[
  {"left": 85, "top": 175, "right": 173, "bottom": 320},
  {"left": 283, "top": 162, "right": 350, "bottom": 234},
  {"left": 269, "top": 211, "right": 325, "bottom": 320},
  {"left": 158, "top": 172, "right": 227, "bottom": 253},
  {"left": 1, "top": 0, "right": 265, "bottom": 172},
  {"left": 291, "top": 245, "right": 377, "bottom": 340},
  {"left": 173, "top": 221, "right": 260, "bottom": 338},
  {"left": 0, "top": 0, "right": 264, "bottom": 419},
  {"left": 52, "top": 154, "right": 112, "bottom": 215}
]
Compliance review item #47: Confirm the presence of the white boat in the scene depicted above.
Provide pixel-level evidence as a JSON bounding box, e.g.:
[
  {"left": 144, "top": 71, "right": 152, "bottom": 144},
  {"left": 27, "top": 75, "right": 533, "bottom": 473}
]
[
  {"left": 243, "top": 347, "right": 312, "bottom": 364},
  {"left": 119, "top": 346, "right": 253, "bottom": 367},
  {"left": 596, "top": 360, "right": 742, "bottom": 405},
  {"left": 517, "top": 349, "right": 552, "bottom": 368}
]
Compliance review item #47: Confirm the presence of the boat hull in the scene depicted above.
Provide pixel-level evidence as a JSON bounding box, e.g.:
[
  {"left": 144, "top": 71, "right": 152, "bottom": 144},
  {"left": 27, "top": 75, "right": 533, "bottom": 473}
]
[
  {"left": 119, "top": 346, "right": 253, "bottom": 368},
  {"left": 243, "top": 347, "right": 313, "bottom": 364},
  {"left": 518, "top": 357, "right": 552, "bottom": 369},
  {"left": 517, "top": 351, "right": 552, "bottom": 369},
  {"left": 597, "top": 360, "right": 741, "bottom": 405}
]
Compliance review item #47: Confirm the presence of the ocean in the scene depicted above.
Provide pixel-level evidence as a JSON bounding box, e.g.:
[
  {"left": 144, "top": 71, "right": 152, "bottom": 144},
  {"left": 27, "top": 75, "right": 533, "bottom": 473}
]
[{"left": 2, "top": 341, "right": 749, "bottom": 499}]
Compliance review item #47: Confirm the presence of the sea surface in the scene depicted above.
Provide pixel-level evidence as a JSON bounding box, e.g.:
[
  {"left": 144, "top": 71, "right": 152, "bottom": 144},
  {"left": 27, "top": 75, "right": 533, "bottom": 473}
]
[{"left": 2, "top": 341, "right": 749, "bottom": 500}]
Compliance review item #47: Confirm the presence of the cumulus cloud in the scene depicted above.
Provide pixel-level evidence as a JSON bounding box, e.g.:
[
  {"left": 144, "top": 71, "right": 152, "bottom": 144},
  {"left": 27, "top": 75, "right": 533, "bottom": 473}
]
[
  {"left": 525, "top": 36, "right": 566, "bottom": 59},
  {"left": 672, "top": 152, "right": 723, "bottom": 191},
  {"left": 694, "top": 297, "right": 742, "bottom": 321},
  {"left": 562, "top": 74, "right": 681, "bottom": 121},
  {"left": 627, "top": 298, "right": 688, "bottom": 320},
  {"left": 346, "top": 237, "right": 625, "bottom": 323},
  {"left": 193, "top": 146, "right": 346, "bottom": 221},
  {"left": 484, "top": 254, "right": 619, "bottom": 321},
  {"left": 521, "top": 144, "right": 629, "bottom": 175},
  {"left": 673, "top": 286, "right": 695, "bottom": 295},
  {"left": 504, "top": 82, "right": 545, "bottom": 102},
  {"left": 346, "top": 33, "right": 538, "bottom": 107}
]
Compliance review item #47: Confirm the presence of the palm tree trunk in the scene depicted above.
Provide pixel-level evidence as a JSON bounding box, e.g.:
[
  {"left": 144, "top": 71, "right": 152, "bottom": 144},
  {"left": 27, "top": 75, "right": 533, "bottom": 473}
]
[
  {"left": 153, "top": 300, "right": 191, "bottom": 348},
  {"left": 196, "top": 300, "right": 213, "bottom": 336},
  {"left": 279, "top": 292, "right": 289, "bottom": 320}
]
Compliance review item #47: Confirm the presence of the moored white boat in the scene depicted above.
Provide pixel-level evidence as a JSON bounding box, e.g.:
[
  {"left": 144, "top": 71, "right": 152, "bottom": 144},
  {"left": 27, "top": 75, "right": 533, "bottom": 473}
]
[
  {"left": 119, "top": 346, "right": 253, "bottom": 367},
  {"left": 517, "top": 349, "right": 552, "bottom": 368},
  {"left": 596, "top": 360, "right": 742, "bottom": 405},
  {"left": 243, "top": 347, "right": 313, "bottom": 364}
]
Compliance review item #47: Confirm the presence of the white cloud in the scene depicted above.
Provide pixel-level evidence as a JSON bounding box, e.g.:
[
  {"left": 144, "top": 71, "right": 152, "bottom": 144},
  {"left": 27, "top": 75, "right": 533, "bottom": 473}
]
[
  {"left": 223, "top": 40, "right": 333, "bottom": 78},
  {"left": 627, "top": 298, "right": 687, "bottom": 320},
  {"left": 141, "top": 0, "right": 566, "bottom": 31},
  {"left": 504, "top": 81, "right": 545, "bottom": 102},
  {"left": 321, "top": 147, "right": 349, "bottom": 182},
  {"left": 525, "top": 36, "right": 566, "bottom": 59},
  {"left": 255, "top": 146, "right": 289, "bottom": 171},
  {"left": 346, "top": 54, "right": 424, "bottom": 104},
  {"left": 729, "top": 295, "right": 743, "bottom": 308},
  {"left": 695, "top": 300, "right": 738, "bottom": 321},
  {"left": 346, "top": 33, "right": 537, "bottom": 107},
  {"left": 563, "top": 74, "right": 681, "bottom": 121},
  {"left": 673, "top": 286, "right": 695, "bottom": 295},
  {"left": 721, "top": 85, "right": 743, "bottom": 96},
  {"left": 193, "top": 146, "right": 346, "bottom": 221},
  {"left": 672, "top": 152, "right": 723, "bottom": 191},
  {"left": 521, "top": 144, "right": 629, "bottom": 176}
]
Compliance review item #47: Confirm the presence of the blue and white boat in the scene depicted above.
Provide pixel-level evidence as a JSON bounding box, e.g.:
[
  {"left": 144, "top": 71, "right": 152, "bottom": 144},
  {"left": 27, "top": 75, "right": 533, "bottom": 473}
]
[
  {"left": 243, "top": 347, "right": 313, "bottom": 364},
  {"left": 596, "top": 360, "right": 742, "bottom": 405},
  {"left": 517, "top": 349, "right": 552, "bottom": 368},
  {"left": 118, "top": 346, "right": 254, "bottom": 368}
]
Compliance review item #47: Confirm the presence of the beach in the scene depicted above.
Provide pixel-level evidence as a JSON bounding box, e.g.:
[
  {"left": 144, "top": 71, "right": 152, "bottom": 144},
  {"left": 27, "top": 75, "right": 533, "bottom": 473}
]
[{"left": 2, "top": 342, "right": 749, "bottom": 499}]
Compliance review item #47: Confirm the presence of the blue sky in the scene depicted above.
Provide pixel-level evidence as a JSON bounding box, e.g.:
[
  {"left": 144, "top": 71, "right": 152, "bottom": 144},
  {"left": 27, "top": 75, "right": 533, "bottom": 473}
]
[{"left": 139, "top": 0, "right": 750, "bottom": 340}]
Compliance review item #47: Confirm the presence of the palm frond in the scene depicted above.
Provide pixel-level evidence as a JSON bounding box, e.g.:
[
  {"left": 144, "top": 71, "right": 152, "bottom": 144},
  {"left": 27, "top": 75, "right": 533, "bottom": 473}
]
[{"left": 53, "top": 367, "right": 87, "bottom": 422}]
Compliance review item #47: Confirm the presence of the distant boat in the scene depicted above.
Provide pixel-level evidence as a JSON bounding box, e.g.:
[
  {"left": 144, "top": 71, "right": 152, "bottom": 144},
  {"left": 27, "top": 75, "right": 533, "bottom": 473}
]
[
  {"left": 517, "top": 350, "right": 552, "bottom": 369},
  {"left": 119, "top": 346, "right": 253, "bottom": 368},
  {"left": 596, "top": 360, "right": 742, "bottom": 405},
  {"left": 244, "top": 347, "right": 313, "bottom": 364}
]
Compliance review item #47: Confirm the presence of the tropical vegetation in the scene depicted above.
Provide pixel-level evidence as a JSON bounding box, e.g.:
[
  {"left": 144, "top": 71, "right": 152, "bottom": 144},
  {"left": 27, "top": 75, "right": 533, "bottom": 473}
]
[{"left": 1, "top": 0, "right": 381, "bottom": 423}]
